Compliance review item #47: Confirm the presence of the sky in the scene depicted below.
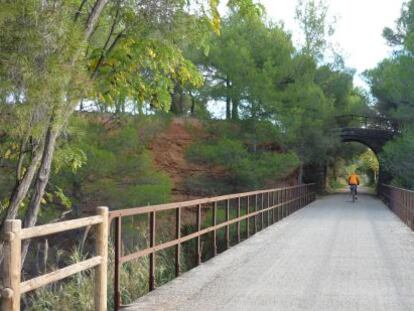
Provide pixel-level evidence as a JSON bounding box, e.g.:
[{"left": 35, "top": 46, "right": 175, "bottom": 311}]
[{"left": 258, "top": 0, "right": 405, "bottom": 88}]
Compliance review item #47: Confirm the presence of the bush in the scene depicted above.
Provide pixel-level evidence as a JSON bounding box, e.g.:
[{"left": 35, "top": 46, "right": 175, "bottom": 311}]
[
  {"left": 48, "top": 115, "right": 172, "bottom": 216},
  {"left": 184, "top": 175, "right": 235, "bottom": 196},
  {"left": 380, "top": 131, "right": 414, "bottom": 189},
  {"left": 26, "top": 241, "right": 182, "bottom": 310},
  {"left": 186, "top": 138, "right": 299, "bottom": 192},
  {"left": 187, "top": 139, "right": 247, "bottom": 167}
]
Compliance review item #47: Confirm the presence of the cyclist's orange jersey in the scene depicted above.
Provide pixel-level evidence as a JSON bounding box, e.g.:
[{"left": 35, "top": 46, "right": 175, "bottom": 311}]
[{"left": 348, "top": 174, "right": 360, "bottom": 185}]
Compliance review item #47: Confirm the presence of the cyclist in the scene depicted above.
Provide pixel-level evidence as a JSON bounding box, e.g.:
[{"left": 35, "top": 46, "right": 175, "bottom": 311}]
[{"left": 348, "top": 172, "right": 360, "bottom": 199}]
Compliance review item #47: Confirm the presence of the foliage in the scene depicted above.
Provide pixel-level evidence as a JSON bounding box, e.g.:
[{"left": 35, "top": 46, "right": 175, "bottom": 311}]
[
  {"left": 359, "top": 150, "right": 379, "bottom": 178},
  {"left": 0, "top": 0, "right": 229, "bottom": 262},
  {"left": 26, "top": 249, "right": 96, "bottom": 311},
  {"left": 188, "top": 4, "right": 367, "bottom": 174},
  {"left": 365, "top": 0, "right": 414, "bottom": 122},
  {"left": 0, "top": 114, "right": 173, "bottom": 224},
  {"left": 382, "top": 0, "right": 414, "bottom": 48},
  {"left": 0, "top": 0, "right": 377, "bottom": 308},
  {"left": 295, "top": 0, "right": 335, "bottom": 61},
  {"left": 27, "top": 241, "right": 182, "bottom": 310},
  {"left": 47, "top": 115, "right": 172, "bottom": 217},
  {"left": 365, "top": 56, "right": 414, "bottom": 121},
  {"left": 365, "top": 0, "right": 414, "bottom": 189},
  {"left": 380, "top": 132, "right": 414, "bottom": 189},
  {"left": 0, "top": 0, "right": 382, "bottom": 307},
  {"left": 326, "top": 143, "right": 379, "bottom": 190},
  {"left": 191, "top": 1, "right": 294, "bottom": 120},
  {"left": 187, "top": 135, "right": 300, "bottom": 192}
]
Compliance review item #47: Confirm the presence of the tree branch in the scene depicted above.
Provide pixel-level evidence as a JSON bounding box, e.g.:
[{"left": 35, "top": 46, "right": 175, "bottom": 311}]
[
  {"left": 91, "top": 0, "right": 123, "bottom": 79},
  {"left": 91, "top": 30, "right": 125, "bottom": 79},
  {"left": 85, "top": 0, "right": 110, "bottom": 40},
  {"left": 74, "top": 0, "right": 89, "bottom": 22}
]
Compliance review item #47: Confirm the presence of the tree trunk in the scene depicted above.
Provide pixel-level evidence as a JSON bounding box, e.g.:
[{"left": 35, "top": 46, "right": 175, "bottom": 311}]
[
  {"left": 85, "top": 0, "right": 110, "bottom": 42},
  {"left": 298, "top": 164, "right": 304, "bottom": 184},
  {"left": 232, "top": 100, "right": 239, "bottom": 120},
  {"left": 0, "top": 143, "right": 45, "bottom": 262},
  {"left": 21, "top": 123, "right": 60, "bottom": 263},
  {"left": 226, "top": 78, "right": 231, "bottom": 120},
  {"left": 170, "top": 84, "right": 185, "bottom": 115},
  {"left": 178, "top": 91, "right": 185, "bottom": 114},
  {"left": 2, "top": 146, "right": 43, "bottom": 223},
  {"left": 190, "top": 92, "right": 196, "bottom": 116},
  {"left": 0, "top": 0, "right": 110, "bottom": 267}
]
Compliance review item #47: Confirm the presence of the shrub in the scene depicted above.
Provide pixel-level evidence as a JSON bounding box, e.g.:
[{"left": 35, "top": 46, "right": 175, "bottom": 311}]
[
  {"left": 48, "top": 115, "right": 172, "bottom": 215},
  {"left": 186, "top": 139, "right": 247, "bottom": 167},
  {"left": 184, "top": 175, "right": 235, "bottom": 196},
  {"left": 186, "top": 138, "right": 299, "bottom": 192},
  {"left": 380, "top": 131, "right": 414, "bottom": 189},
  {"left": 27, "top": 236, "right": 187, "bottom": 310}
]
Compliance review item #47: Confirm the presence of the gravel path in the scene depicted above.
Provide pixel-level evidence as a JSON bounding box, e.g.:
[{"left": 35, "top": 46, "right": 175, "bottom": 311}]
[{"left": 125, "top": 194, "right": 414, "bottom": 311}]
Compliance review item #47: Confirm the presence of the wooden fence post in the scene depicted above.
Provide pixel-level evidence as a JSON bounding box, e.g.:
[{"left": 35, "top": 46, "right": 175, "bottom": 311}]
[
  {"left": 254, "top": 195, "right": 258, "bottom": 234},
  {"left": 196, "top": 205, "right": 202, "bottom": 266},
  {"left": 175, "top": 208, "right": 181, "bottom": 276},
  {"left": 226, "top": 200, "right": 230, "bottom": 249},
  {"left": 213, "top": 203, "right": 217, "bottom": 256},
  {"left": 261, "top": 193, "right": 264, "bottom": 229},
  {"left": 272, "top": 192, "right": 275, "bottom": 221},
  {"left": 237, "top": 198, "right": 241, "bottom": 243},
  {"left": 1, "top": 219, "right": 21, "bottom": 311},
  {"left": 246, "top": 197, "right": 250, "bottom": 238},
  {"left": 149, "top": 211, "right": 156, "bottom": 291},
  {"left": 267, "top": 192, "right": 271, "bottom": 226},
  {"left": 114, "top": 217, "right": 122, "bottom": 310},
  {"left": 95, "top": 207, "right": 108, "bottom": 311}
]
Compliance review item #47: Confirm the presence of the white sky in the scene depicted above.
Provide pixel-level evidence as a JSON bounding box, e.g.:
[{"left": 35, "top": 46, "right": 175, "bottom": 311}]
[{"left": 259, "top": 0, "right": 405, "bottom": 88}]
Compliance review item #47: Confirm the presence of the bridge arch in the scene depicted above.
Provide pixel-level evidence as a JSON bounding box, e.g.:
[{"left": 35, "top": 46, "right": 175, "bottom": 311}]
[
  {"left": 339, "top": 141, "right": 380, "bottom": 187},
  {"left": 335, "top": 115, "right": 400, "bottom": 185}
]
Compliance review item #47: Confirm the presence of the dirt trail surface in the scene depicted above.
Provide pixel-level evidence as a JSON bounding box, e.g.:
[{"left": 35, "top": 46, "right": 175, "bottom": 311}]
[{"left": 125, "top": 194, "right": 414, "bottom": 311}]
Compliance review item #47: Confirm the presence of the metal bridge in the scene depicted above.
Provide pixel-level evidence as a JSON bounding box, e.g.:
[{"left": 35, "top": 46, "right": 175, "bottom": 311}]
[
  {"left": 124, "top": 186, "right": 414, "bottom": 311},
  {"left": 1, "top": 115, "right": 412, "bottom": 311}
]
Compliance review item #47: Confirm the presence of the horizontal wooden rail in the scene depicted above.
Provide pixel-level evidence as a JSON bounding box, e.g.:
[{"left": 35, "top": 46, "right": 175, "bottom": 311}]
[
  {"left": 20, "top": 256, "right": 103, "bottom": 294},
  {"left": 110, "top": 184, "right": 316, "bottom": 310},
  {"left": 1, "top": 207, "right": 108, "bottom": 311},
  {"left": 20, "top": 215, "right": 103, "bottom": 239}
]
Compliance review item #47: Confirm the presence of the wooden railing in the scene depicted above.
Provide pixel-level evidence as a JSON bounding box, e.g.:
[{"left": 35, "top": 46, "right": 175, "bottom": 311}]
[
  {"left": 1, "top": 207, "right": 109, "bottom": 311},
  {"left": 108, "top": 184, "right": 316, "bottom": 310},
  {"left": 379, "top": 184, "right": 414, "bottom": 230}
]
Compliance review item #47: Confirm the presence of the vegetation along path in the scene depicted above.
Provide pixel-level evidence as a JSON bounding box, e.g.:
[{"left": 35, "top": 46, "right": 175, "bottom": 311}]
[{"left": 125, "top": 194, "right": 414, "bottom": 311}]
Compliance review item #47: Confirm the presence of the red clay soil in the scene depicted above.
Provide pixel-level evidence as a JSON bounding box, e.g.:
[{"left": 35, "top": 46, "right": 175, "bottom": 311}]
[
  {"left": 149, "top": 118, "right": 299, "bottom": 202},
  {"left": 149, "top": 118, "right": 226, "bottom": 202}
]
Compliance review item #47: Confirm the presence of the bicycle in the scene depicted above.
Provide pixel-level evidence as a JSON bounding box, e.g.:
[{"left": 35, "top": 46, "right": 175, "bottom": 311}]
[{"left": 350, "top": 185, "right": 357, "bottom": 203}]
